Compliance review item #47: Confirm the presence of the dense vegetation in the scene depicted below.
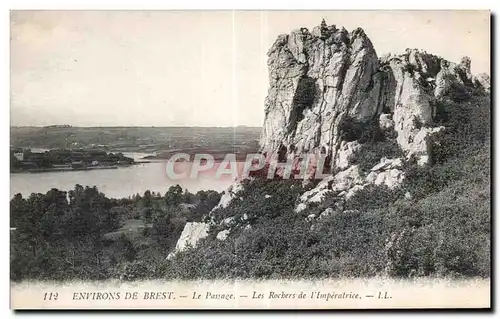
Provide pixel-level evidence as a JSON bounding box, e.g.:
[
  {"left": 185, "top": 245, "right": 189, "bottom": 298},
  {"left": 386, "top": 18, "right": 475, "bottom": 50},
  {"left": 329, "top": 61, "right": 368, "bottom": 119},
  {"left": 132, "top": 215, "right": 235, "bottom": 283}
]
[
  {"left": 10, "top": 185, "right": 221, "bottom": 281},
  {"left": 10, "top": 93, "right": 490, "bottom": 281}
]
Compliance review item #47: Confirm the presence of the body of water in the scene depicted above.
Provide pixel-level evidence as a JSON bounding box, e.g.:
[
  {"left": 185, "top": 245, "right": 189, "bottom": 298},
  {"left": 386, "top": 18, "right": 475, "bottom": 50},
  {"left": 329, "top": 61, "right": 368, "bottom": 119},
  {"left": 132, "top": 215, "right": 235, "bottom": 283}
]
[{"left": 10, "top": 159, "right": 238, "bottom": 199}]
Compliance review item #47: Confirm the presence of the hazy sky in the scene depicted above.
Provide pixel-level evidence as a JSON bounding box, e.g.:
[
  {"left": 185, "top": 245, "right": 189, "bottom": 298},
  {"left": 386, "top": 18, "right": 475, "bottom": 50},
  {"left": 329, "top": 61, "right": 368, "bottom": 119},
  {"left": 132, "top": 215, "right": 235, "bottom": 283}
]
[{"left": 10, "top": 10, "right": 490, "bottom": 127}]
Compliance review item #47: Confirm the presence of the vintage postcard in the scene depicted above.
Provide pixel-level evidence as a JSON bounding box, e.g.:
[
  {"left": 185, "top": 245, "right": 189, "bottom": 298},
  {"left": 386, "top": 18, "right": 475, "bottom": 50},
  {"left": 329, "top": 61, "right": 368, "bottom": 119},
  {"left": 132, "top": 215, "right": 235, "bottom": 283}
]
[{"left": 10, "top": 10, "right": 491, "bottom": 309}]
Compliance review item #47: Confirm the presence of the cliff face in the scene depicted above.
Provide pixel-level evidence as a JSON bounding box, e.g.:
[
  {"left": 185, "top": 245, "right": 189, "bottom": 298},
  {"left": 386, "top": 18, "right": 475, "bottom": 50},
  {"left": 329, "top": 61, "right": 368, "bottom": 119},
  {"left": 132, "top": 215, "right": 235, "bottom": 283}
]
[{"left": 260, "top": 21, "right": 489, "bottom": 168}]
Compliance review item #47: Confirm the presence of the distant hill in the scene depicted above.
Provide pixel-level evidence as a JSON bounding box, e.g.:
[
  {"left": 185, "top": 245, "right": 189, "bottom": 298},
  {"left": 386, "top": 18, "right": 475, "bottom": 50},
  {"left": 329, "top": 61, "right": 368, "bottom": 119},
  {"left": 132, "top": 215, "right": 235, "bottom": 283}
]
[{"left": 10, "top": 126, "right": 262, "bottom": 154}]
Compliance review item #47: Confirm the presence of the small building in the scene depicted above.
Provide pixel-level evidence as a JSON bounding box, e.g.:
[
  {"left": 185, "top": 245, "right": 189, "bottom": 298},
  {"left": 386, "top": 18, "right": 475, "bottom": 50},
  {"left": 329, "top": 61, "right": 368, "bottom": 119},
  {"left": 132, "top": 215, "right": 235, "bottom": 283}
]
[{"left": 13, "top": 153, "right": 23, "bottom": 161}]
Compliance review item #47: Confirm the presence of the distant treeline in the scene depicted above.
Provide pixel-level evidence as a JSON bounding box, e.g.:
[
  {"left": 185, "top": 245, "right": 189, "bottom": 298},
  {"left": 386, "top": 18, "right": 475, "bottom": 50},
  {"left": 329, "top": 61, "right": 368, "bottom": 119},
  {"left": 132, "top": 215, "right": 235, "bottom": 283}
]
[
  {"left": 43, "top": 125, "right": 73, "bottom": 128},
  {"left": 10, "top": 149, "right": 134, "bottom": 171}
]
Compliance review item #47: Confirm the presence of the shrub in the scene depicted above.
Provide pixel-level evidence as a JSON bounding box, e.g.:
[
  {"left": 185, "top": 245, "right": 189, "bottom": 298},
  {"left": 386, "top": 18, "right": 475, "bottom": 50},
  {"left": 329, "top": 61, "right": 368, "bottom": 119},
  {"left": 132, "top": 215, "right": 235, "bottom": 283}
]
[{"left": 352, "top": 139, "right": 404, "bottom": 172}]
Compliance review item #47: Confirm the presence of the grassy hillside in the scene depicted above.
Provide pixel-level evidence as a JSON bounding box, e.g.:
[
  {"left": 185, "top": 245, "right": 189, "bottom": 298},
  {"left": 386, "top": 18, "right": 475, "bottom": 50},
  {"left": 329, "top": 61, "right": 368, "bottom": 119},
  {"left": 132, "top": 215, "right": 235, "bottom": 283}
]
[{"left": 159, "top": 143, "right": 489, "bottom": 279}]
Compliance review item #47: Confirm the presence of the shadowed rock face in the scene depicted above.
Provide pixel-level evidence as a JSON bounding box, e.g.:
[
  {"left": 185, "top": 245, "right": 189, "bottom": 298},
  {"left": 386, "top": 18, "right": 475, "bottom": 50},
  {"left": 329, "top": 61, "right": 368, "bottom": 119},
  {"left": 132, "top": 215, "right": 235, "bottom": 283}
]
[{"left": 260, "top": 22, "right": 489, "bottom": 169}]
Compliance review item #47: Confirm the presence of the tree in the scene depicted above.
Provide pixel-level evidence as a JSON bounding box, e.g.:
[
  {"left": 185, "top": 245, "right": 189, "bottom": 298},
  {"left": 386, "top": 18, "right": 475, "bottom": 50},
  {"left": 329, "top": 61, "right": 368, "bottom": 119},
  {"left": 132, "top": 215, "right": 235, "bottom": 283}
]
[
  {"left": 102, "top": 207, "right": 124, "bottom": 233},
  {"left": 193, "top": 190, "right": 222, "bottom": 219},
  {"left": 117, "top": 235, "right": 137, "bottom": 262},
  {"left": 40, "top": 188, "right": 69, "bottom": 240},
  {"left": 182, "top": 189, "right": 195, "bottom": 204},
  {"left": 142, "top": 190, "right": 153, "bottom": 208},
  {"left": 65, "top": 185, "right": 111, "bottom": 240},
  {"left": 10, "top": 193, "right": 27, "bottom": 228},
  {"left": 141, "top": 190, "right": 154, "bottom": 224},
  {"left": 165, "top": 185, "right": 183, "bottom": 206}
]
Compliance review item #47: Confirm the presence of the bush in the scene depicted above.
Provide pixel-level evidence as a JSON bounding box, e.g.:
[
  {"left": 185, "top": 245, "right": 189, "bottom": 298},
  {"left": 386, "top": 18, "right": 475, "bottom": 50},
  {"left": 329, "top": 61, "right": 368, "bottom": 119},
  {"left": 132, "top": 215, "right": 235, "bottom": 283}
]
[
  {"left": 211, "top": 178, "right": 304, "bottom": 225},
  {"left": 352, "top": 139, "right": 404, "bottom": 172},
  {"left": 344, "top": 184, "right": 402, "bottom": 212},
  {"left": 115, "top": 261, "right": 154, "bottom": 281}
]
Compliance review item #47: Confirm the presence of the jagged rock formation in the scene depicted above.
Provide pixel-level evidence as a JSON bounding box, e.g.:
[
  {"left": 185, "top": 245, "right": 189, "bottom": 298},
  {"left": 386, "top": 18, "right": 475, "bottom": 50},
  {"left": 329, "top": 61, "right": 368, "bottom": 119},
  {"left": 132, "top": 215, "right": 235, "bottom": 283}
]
[
  {"left": 170, "top": 20, "right": 489, "bottom": 252},
  {"left": 260, "top": 21, "right": 488, "bottom": 169},
  {"left": 475, "top": 73, "right": 491, "bottom": 93},
  {"left": 260, "top": 24, "right": 382, "bottom": 169},
  {"left": 259, "top": 20, "right": 489, "bottom": 218}
]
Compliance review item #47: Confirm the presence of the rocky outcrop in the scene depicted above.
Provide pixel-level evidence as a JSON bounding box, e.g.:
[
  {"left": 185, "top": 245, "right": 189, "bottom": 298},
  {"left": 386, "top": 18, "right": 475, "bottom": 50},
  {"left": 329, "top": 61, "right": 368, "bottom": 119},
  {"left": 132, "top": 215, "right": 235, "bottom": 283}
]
[
  {"left": 366, "top": 157, "right": 405, "bottom": 189},
  {"left": 260, "top": 23, "right": 382, "bottom": 170},
  {"left": 216, "top": 229, "right": 230, "bottom": 241},
  {"left": 474, "top": 73, "right": 491, "bottom": 93},
  {"left": 295, "top": 158, "right": 406, "bottom": 214},
  {"left": 210, "top": 182, "right": 244, "bottom": 211},
  {"left": 378, "top": 50, "right": 460, "bottom": 164},
  {"left": 167, "top": 222, "right": 210, "bottom": 259},
  {"left": 169, "top": 181, "right": 245, "bottom": 256},
  {"left": 169, "top": 21, "right": 489, "bottom": 255},
  {"left": 260, "top": 21, "right": 488, "bottom": 169},
  {"left": 379, "top": 113, "right": 395, "bottom": 130},
  {"left": 296, "top": 164, "right": 363, "bottom": 212},
  {"left": 336, "top": 141, "right": 362, "bottom": 169}
]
